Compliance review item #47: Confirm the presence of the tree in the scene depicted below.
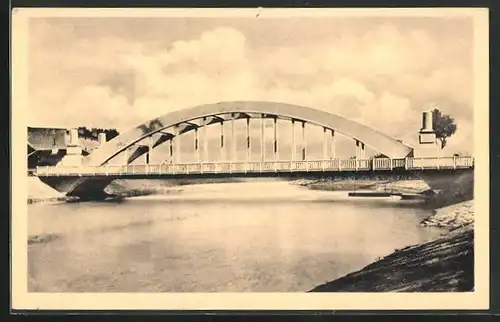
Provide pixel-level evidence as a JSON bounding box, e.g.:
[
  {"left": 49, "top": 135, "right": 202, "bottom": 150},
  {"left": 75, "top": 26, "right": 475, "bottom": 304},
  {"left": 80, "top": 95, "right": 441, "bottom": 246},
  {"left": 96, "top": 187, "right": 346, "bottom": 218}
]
[
  {"left": 372, "top": 153, "right": 388, "bottom": 159},
  {"left": 432, "top": 108, "right": 457, "bottom": 149}
]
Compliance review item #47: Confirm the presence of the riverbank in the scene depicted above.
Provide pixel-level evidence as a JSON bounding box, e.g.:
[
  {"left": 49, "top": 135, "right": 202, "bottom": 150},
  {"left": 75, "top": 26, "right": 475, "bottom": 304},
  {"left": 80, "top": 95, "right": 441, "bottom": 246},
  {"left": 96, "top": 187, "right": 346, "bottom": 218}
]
[
  {"left": 291, "top": 178, "right": 430, "bottom": 194},
  {"left": 310, "top": 200, "right": 474, "bottom": 292},
  {"left": 28, "top": 176, "right": 246, "bottom": 203},
  {"left": 27, "top": 177, "right": 76, "bottom": 204}
]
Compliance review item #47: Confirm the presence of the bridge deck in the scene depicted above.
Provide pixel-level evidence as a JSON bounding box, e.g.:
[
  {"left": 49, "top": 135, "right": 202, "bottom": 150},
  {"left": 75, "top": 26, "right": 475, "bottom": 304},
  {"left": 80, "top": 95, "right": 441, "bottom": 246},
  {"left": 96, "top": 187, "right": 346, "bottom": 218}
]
[{"left": 35, "top": 157, "right": 474, "bottom": 177}]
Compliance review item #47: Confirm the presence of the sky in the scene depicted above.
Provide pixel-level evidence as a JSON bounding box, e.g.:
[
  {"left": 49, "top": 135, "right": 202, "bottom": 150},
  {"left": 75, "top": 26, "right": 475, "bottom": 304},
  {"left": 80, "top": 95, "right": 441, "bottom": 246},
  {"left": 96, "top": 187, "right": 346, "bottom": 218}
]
[{"left": 27, "top": 15, "right": 475, "bottom": 156}]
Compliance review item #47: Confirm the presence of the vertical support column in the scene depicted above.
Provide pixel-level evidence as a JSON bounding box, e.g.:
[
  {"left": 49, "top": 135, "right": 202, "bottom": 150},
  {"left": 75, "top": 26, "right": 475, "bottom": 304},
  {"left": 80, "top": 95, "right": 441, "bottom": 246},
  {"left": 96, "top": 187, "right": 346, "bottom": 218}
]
[
  {"left": 171, "top": 135, "right": 176, "bottom": 164},
  {"left": 175, "top": 131, "right": 181, "bottom": 164},
  {"left": 169, "top": 139, "right": 173, "bottom": 163},
  {"left": 354, "top": 140, "right": 365, "bottom": 159},
  {"left": 323, "top": 127, "right": 328, "bottom": 160},
  {"left": 203, "top": 117, "right": 208, "bottom": 163},
  {"left": 174, "top": 132, "right": 182, "bottom": 163},
  {"left": 146, "top": 136, "right": 152, "bottom": 165},
  {"left": 301, "top": 121, "right": 306, "bottom": 161},
  {"left": 330, "top": 129, "right": 336, "bottom": 159},
  {"left": 220, "top": 121, "right": 224, "bottom": 161},
  {"left": 260, "top": 115, "right": 265, "bottom": 161},
  {"left": 291, "top": 119, "right": 296, "bottom": 161},
  {"left": 360, "top": 142, "right": 365, "bottom": 159},
  {"left": 246, "top": 117, "right": 251, "bottom": 162},
  {"left": 274, "top": 117, "right": 278, "bottom": 161},
  {"left": 231, "top": 114, "right": 236, "bottom": 162},
  {"left": 195, "top": 127, "right": 200, "bottom": 163}
]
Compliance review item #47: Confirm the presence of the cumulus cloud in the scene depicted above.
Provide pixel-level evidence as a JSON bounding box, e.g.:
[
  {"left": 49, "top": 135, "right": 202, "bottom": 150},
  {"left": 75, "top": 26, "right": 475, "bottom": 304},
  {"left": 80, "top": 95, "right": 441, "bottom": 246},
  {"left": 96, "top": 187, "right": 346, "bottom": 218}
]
[{"left": 27, "top": 17, "right": 475, "bottom": 155}]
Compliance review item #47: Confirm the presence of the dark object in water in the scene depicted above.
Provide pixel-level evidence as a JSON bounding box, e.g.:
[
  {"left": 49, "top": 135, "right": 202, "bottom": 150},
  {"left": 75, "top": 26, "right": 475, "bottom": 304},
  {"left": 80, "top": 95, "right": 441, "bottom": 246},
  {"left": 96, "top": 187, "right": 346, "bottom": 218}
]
[
  {"left": 348, "top": 191, "right": 393, "bottom": 197},
  {"left": 400, "top": 194, "right": 427, "bottom": 200}
]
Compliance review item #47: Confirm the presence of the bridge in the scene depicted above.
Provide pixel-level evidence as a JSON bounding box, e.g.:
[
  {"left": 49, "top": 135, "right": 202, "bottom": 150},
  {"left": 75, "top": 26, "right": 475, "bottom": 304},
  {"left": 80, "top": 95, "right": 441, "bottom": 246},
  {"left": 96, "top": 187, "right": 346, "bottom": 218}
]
[
  {"left": 32, "top": 101, "right": 474, "bottom": 200},
  {"left": 37, "top": 157, "right": 473, "bottom": 177}
]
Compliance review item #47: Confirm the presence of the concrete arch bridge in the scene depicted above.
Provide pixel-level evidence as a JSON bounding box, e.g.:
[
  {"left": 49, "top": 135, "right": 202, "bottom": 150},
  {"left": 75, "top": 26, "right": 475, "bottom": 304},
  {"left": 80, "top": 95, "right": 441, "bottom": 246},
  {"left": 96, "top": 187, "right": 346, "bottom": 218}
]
[{"left": 35, "top": 101, "right": 474, "bottom": 202}]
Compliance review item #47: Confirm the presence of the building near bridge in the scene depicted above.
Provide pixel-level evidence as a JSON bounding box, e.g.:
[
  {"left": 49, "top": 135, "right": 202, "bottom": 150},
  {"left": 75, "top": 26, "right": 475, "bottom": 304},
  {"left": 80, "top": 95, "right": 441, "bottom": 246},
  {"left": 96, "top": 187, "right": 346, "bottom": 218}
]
[{"left": 27, "top": 127, "right": 109, "bottom": 171}]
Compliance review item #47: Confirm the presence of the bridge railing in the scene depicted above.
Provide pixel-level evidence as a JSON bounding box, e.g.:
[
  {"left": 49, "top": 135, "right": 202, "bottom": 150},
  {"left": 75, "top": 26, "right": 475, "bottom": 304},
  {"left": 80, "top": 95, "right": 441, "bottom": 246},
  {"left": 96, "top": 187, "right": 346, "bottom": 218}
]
[{"left": 34, "top": 156, "right": 474, "bottom": 176}]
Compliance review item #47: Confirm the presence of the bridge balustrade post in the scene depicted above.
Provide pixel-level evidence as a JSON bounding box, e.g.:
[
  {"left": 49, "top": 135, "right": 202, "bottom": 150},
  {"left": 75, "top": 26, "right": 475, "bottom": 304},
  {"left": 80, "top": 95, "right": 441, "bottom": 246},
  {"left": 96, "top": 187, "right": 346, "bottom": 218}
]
[{"left": 390, "top": 159, "right": 393, "bottom": 171}]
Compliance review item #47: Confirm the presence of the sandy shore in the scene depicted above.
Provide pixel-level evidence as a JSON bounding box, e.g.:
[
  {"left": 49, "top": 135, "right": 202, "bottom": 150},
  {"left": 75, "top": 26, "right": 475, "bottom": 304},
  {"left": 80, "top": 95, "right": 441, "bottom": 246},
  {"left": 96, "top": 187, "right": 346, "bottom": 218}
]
[
  {"left": 310, "top": 200, "right": 474, "bottom": 292},
  {"left": 420, "top": 200, "right": 474, "bottom": 228},
  {"left": 292, "top": 178, "right": 431, "bottom": 194}
]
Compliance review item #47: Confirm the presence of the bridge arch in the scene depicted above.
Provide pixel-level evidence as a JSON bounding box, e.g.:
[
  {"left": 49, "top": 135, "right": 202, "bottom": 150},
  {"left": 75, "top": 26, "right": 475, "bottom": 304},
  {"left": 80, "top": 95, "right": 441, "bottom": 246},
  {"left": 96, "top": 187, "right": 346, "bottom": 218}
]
[{"left": 83, "top": 101, "right": 413, "bottom": 166}]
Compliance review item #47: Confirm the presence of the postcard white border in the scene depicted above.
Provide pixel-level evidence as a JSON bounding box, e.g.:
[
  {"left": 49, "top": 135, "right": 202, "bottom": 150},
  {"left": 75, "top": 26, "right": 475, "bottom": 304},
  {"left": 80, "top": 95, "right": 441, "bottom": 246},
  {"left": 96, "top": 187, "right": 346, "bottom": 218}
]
[{"left": 11, "top": 7, "right": 490, "bottom": 310}]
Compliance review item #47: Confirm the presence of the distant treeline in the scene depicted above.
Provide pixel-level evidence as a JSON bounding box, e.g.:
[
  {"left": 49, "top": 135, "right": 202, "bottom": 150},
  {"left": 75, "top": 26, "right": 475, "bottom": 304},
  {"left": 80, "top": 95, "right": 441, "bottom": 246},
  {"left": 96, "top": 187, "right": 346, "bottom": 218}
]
[{"left": 77, "top": 127, "right": 119, "bottom": 141}]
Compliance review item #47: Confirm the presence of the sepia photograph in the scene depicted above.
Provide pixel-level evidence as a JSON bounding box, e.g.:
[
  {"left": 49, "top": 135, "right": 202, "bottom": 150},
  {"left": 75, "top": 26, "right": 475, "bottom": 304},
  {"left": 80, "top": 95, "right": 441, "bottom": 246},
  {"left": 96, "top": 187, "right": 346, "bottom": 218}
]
[{"left": 12, "top": 8, "right": 489, "bottom": 310}]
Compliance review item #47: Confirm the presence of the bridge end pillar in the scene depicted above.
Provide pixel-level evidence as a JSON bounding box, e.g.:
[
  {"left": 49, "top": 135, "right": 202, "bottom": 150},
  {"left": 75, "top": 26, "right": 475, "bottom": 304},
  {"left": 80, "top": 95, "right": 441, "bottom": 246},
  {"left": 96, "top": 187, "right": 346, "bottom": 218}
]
[
  {"left": 415, "top": 111, "right": 439, "bottom": 158},
  {"left": 59, "top": 128, "right": 83, "bottom": 167}
]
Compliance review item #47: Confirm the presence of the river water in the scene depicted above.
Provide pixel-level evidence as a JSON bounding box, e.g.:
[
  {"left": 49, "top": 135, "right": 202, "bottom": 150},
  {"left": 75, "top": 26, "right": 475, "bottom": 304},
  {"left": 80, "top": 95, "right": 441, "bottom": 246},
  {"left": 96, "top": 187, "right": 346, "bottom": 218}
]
[{"left": 28, "top": 180, "right": 444, "bottom": 292}]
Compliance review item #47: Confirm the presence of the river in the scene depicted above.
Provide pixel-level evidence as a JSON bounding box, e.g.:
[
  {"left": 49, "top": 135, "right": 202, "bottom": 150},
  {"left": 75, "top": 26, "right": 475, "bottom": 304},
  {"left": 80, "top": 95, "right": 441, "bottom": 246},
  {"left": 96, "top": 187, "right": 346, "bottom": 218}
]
[{"left": 28, "top": 179, "right": 444, "bottom": 292}]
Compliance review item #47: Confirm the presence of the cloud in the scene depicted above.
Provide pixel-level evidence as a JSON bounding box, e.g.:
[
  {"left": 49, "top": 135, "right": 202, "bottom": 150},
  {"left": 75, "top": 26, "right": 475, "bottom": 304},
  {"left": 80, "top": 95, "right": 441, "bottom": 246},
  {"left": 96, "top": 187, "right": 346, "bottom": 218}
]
[{"left": 27, "top": 18, "right": 474, "bottom": 155}]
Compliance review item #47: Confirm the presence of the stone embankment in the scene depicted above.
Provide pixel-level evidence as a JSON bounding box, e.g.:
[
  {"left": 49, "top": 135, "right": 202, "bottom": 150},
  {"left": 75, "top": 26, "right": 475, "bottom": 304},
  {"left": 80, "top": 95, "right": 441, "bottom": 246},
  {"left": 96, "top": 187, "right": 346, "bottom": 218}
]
[{"left": 309, "top": 200, "right": 474, "bottom": 292}]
